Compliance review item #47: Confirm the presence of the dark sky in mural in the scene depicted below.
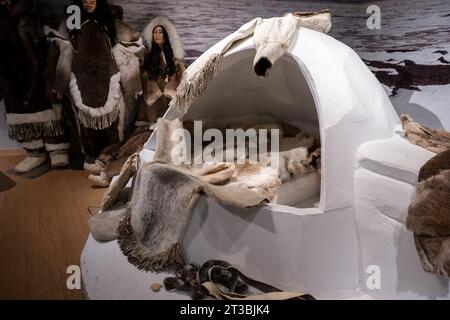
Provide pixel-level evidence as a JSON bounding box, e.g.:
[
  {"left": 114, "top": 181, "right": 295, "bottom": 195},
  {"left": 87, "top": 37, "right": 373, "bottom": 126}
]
[{"left": 36, "top": 0, "right": 449, "bottom": 56}]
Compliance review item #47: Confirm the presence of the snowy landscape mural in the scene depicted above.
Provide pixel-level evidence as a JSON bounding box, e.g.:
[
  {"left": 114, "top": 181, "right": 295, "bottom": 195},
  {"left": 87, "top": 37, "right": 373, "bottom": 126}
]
[{"left": 23, "top": 0, "right": 450, "bottom": 131}]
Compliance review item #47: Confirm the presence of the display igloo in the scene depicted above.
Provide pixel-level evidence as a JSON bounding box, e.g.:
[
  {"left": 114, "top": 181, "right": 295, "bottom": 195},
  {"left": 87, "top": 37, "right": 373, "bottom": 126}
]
[{"left": 81, "top": 16, "right": 449, "bottom": 299}]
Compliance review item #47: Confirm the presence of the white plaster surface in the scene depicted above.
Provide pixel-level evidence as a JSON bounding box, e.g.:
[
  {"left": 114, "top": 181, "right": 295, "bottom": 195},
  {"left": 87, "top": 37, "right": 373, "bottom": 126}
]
[
  {"left": 183, "top": 199, "right": 359, "bottom": 296},
  {"left": 81, "top": 235, "right": 190, "bottom": 300},
  {"left": 354, "top": 136, "right": 450, "bottom": 299},
  {"left": 356, "top": 134, "right": 435, "bottom": 185},
  {"left": 82, "top": 203, "right": 360, "bottom": 300},
  {"left": 354, "top": 168, "right": 450, "bottom": 299}
]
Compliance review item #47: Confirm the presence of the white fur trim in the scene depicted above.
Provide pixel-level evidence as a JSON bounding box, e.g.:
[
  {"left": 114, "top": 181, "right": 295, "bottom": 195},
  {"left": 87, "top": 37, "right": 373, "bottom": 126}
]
[
  {"left": 6, "top": 107, "right": 63, "bottom": 125},
  {"left": 112, "top": 41, "right": 144, "bottom": 94},
  {"left": 113, "top": 39, "right": 145, "bottom": 66},
  {"left": 143, "top": 16, "right": 185, "bottom": 60},
  {"left": 69, "top": 72, "right": 122, "bottom": 130},
  {"left": 21, "top": 139, "right": 45, "bottom": 150},
  {"left": 119, "top": 37, "right": 145, "bottom": 53},
  {"left": 45, "top": 27, "right": 74, "bottom": 92},
  {"left": 45, "top": 143, "right": 70, "bottom": 152},
  {"left": 113, "top": 38, "right": 144, "bottom": 140}
]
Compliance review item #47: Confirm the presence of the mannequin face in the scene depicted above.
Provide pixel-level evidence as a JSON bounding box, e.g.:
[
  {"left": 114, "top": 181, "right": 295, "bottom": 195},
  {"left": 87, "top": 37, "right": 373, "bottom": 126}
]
[
  {"left": 153, "top": 26, "right": 164, "bottom": 47},
  {"left": 82, "top": 0, "right": 97, "bottom": 13}
]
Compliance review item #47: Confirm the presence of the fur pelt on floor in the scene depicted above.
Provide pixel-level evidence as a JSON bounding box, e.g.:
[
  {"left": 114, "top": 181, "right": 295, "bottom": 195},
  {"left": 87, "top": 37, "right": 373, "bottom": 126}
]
[
  {"left": 406, "top": 150, "right": 450, "bottom": 278},
  {"left": 117, "top": 162, "right": 269, "bottom": 272}
]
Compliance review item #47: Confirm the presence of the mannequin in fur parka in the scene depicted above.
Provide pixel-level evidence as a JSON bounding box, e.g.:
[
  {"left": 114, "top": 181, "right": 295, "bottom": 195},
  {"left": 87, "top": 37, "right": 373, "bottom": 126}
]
[
  {"left": 88, "top": 16, "right": 185, "bottom": 187},
  {"left": 1, "top": 0, "right": 71, "bottom": 173},
  {"left": 139, "top": 16, "right": 186, "bottom": 125},
  {"left": 44, "top": 0, "right": 144, "bottom": 172}
]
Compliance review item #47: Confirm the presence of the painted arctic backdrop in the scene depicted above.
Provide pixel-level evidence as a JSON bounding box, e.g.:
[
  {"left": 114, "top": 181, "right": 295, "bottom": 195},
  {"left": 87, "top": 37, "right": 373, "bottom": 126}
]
[{"left": 36, "top": 0, "right": 450, "bottom": 130}]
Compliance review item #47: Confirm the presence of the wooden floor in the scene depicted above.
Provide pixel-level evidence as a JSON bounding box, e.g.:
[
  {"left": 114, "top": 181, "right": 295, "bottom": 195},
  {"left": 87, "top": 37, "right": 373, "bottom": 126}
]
[{"left": 0, "top": 150, "right": 105, "bottom": 299}]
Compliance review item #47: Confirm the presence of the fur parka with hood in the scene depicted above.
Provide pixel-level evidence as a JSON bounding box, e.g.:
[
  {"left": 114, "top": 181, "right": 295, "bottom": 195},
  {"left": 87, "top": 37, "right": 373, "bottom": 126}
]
[
  {"left": 140, "top": 16, "right": 186, "bottom": 120},
  {"left": 43, "top": 17, "right": 145, "bottom": 148}
]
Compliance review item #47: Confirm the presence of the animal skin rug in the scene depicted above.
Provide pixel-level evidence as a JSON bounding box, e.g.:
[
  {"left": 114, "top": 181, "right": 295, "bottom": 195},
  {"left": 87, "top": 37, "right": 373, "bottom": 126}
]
[
  {"left": 117, "top": 162, "right": 269, "bottom": 272},
  {"left": 90, "top": 117, "right": 321, "bottom": 272},
  {"left": 406, "top": 150, "right": 450, "bottom": 278}
]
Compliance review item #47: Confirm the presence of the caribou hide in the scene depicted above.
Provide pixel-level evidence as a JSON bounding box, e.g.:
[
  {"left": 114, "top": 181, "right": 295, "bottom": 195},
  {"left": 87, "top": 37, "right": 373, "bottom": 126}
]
[{"left": 406, "top": 150, "right": 450, "bottom": 278}]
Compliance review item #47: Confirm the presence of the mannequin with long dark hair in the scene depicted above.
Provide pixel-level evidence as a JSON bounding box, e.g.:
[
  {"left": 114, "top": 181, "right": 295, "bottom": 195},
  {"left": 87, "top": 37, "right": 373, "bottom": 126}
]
[
  {"left": 143, "top": 26, "right": 176, "bottom": 80},
  {"left": 139, "top": 17, "right": 186, "bottom": 125}
]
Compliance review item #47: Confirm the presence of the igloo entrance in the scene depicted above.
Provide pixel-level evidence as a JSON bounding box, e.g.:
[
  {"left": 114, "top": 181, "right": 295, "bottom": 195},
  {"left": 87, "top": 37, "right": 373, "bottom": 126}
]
[{"left": 182, "top": 49, "right": 322, "bottom": 209}]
